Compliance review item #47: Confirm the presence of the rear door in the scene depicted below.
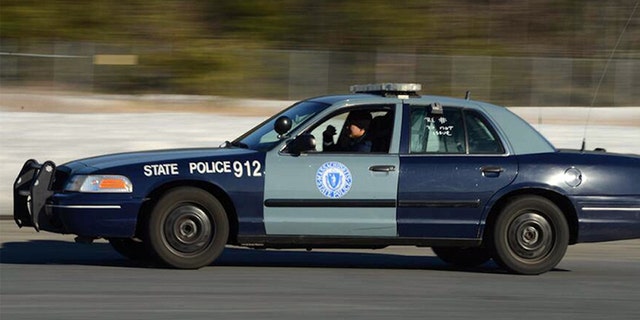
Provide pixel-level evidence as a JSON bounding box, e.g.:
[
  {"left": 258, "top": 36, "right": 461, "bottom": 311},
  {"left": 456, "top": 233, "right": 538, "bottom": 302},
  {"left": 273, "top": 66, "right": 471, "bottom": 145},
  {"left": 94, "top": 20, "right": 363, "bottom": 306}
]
[{"left": 397, "top": 104, "right": 517, "bottom": 239}]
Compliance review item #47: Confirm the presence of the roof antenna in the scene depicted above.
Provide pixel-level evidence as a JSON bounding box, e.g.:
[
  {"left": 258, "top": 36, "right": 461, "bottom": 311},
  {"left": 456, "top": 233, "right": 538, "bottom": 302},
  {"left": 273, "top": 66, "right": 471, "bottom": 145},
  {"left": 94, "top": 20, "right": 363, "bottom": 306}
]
[
  {"left": 465, "top": 90, "right": 471, "bottom": 100},
  {"left": 581, "top": 1, "right": 638, "bottom": 152}
]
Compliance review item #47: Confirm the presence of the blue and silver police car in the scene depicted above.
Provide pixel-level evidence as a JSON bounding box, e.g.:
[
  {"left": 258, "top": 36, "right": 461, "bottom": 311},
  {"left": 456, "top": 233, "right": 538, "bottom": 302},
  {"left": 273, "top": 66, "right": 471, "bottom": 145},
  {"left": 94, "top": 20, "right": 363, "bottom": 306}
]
[{"left": 14, "top": 83, "right": 640, "bottom": 274}]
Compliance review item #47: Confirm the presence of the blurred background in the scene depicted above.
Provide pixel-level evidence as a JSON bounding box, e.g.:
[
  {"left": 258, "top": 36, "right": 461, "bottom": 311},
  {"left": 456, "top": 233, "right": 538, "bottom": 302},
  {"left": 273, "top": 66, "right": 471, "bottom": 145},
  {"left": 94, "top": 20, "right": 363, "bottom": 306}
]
[
  {"left": 1, "top": 0, "right": 639, "bottom": 105},
  {"left": 1, "top": 1, "right": 639, "bottom": 215}
]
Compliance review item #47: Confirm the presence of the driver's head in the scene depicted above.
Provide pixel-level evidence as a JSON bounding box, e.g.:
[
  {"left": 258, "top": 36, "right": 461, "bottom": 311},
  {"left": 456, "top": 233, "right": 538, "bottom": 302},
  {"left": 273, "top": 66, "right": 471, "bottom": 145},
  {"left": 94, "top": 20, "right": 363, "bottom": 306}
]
[{"left": 347, "top": 112, "right": 371, "bottom": 138}]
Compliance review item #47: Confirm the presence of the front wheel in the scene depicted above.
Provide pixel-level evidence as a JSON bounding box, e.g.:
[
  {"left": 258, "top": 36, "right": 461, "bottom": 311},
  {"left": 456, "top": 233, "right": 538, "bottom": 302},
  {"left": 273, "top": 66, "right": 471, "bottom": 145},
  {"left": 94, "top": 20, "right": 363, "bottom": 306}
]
[
  {"left": 491, "top": 195, "right": 569, "bottom": 275},
  {"left": 147, "top": 187, "right": 229, "bottom": 269}
]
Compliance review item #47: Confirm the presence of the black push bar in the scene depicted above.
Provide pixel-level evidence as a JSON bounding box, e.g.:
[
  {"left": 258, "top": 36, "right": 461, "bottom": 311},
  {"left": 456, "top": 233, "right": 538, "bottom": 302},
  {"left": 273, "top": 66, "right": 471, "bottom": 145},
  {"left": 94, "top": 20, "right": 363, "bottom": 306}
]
[{"left": 13, "top": 159, "right": 56, "bottom": 231}]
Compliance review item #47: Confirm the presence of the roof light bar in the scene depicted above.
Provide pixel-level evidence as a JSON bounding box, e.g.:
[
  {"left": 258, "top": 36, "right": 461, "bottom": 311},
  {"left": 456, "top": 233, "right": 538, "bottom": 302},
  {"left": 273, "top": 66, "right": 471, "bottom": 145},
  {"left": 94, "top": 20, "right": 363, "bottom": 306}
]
[{"left": 350, "top": 83, "right": 422, "bottom": 94}]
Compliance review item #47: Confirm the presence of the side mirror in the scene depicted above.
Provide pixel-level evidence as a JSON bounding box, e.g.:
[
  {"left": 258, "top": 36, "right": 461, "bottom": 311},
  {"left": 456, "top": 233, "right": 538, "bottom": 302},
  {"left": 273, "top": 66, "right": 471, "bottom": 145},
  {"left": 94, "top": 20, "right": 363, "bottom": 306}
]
[
  {"left": 274, "top": 116, "right": 292, "bottom": 136},
  {"left": 287, "top": 134, "right": 316, "bottom": 155}
]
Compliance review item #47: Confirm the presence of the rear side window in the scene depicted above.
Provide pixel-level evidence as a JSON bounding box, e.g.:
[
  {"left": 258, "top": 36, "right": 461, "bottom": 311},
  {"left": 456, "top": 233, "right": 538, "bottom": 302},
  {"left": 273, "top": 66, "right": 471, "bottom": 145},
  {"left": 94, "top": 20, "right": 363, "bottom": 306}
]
[
  {"left": 410, "top": 107, "right": 465, "bottom": 153},
  {"left": 465, "top": 111, "right": 505, "bottom": 154},
  {"left": 409, "top": 106, "right": 504, "bottom": 154}
]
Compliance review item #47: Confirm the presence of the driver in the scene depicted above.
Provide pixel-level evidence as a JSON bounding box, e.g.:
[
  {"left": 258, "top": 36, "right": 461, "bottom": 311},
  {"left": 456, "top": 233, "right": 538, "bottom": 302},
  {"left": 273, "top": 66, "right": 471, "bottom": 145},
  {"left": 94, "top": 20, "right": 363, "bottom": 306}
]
[{"left": 323, "top": 112, "right": 372, "bottom": 152}]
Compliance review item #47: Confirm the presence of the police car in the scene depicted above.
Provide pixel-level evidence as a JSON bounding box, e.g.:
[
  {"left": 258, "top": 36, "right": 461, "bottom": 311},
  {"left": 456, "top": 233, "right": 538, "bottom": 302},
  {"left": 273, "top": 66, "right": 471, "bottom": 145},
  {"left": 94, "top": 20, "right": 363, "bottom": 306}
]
[{"left": 13, "top": 83, "right": 640, "bottom": 274}]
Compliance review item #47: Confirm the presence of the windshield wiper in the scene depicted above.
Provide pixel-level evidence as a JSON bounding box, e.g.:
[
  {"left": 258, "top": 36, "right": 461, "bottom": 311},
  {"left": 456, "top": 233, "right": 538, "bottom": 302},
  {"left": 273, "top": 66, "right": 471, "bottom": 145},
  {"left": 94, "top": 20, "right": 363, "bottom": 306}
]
[{"left": 223, "top": 141, "right": 249, "bottom": 149}]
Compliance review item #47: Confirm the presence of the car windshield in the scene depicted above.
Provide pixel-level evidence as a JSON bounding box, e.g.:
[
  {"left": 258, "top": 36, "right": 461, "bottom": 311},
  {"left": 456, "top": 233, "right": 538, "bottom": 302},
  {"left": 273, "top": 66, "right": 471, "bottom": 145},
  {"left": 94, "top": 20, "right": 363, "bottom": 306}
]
[{"left": 231, "top": 100, "right": 329, "bottom": 151}]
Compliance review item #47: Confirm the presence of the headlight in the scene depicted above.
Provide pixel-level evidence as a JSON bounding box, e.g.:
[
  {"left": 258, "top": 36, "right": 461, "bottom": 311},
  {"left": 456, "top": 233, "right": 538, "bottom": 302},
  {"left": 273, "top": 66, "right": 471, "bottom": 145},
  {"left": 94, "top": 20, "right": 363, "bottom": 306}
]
[{"left": 65, "top": 175, "right": 133, "bottom": 193}]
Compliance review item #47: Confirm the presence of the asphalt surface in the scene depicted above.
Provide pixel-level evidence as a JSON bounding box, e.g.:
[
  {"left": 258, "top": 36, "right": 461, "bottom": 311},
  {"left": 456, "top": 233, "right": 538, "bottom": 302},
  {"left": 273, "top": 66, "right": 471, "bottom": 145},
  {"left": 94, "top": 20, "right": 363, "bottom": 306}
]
[{"left": 1, "top": 221, "right": 639, "bottom": 320}]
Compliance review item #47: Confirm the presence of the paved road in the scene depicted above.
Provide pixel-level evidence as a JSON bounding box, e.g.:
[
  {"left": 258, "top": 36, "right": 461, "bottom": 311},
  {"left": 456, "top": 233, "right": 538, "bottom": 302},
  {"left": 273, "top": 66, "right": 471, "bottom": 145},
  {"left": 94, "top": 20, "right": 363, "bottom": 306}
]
[{"left": 1, "top": 222, "right": 639, "bottom": 320}]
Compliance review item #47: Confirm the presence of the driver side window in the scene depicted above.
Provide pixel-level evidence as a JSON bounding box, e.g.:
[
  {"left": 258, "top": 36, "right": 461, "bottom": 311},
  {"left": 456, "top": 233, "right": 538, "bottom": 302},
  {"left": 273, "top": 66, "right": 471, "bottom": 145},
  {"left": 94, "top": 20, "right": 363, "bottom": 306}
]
[{"left": 308, "top": 106, "right": 394, "bottom": 153}]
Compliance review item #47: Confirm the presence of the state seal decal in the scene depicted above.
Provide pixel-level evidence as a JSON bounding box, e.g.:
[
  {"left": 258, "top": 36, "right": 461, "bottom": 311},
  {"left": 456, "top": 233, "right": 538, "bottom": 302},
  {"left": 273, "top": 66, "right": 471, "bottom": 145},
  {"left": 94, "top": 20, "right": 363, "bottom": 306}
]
[{"left": 316, "top": 161, "right": 352, "bottom": 198}]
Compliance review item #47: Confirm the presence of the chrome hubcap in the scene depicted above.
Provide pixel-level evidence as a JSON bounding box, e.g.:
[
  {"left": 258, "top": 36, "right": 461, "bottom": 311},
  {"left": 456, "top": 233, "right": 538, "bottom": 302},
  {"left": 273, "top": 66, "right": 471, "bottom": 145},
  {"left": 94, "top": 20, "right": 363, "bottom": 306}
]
[
  {"left": 508, "top": 212, "right": 553, "bottom": 261},
  {"left": 164, "top": 204, "right": 213, "bottom": 256}
]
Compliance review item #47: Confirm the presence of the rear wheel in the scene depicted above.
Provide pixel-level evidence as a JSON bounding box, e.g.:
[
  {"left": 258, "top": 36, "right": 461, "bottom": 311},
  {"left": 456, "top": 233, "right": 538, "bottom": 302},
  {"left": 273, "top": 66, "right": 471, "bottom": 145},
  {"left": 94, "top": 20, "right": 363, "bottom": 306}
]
[
  {"left": 147, "top": 187, "right": 229, "bottom": 269},
  {"left": 432, "top": 247, "right": 491, "bottom": 268},
  {"left": 491, "top": 195, "right": 569, "bottom": 275}
]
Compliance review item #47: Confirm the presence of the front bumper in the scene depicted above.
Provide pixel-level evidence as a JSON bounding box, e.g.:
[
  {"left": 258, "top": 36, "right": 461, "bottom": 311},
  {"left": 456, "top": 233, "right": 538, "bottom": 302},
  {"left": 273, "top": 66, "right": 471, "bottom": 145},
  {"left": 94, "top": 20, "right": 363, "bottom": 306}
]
[{"left": 13, "top": 160, "right": 141, "bottom": 238}]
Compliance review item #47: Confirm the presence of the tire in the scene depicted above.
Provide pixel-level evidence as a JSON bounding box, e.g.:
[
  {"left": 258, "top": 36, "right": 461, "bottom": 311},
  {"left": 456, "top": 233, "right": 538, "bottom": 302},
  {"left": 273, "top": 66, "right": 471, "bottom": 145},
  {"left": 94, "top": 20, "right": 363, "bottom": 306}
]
[
  {"left": 491, "top": 195, "right": 569, "bottom": 275},
  {"left": 108, "top": 238, "right": 153, "bottom": 261},
  {"left": 147, "top": 187, "right": 229, "bottom": 269},
  {"left": 432, "top": 246, "right": 491, "bottom": 268}
]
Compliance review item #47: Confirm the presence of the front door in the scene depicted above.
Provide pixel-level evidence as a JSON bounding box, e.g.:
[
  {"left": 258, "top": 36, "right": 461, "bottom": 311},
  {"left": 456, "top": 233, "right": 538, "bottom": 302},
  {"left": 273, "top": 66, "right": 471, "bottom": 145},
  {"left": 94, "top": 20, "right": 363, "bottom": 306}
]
[{"left": 263, "top": 104, "right": 400, "bottom": 237}]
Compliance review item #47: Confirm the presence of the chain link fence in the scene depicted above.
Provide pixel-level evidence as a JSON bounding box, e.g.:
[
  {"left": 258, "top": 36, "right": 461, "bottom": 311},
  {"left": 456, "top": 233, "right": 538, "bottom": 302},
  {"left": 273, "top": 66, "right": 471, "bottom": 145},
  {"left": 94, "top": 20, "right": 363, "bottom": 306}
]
[{"left": 1, "top": 40, "right": 638, "bottom": 106}]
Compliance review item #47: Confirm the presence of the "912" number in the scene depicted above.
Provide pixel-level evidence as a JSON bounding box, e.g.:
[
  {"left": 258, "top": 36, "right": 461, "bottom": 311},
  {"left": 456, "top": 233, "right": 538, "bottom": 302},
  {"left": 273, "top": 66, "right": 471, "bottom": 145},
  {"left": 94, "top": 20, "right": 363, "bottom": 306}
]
[{"left": 232, "top": 160, "right": 262, "bottom": 178}]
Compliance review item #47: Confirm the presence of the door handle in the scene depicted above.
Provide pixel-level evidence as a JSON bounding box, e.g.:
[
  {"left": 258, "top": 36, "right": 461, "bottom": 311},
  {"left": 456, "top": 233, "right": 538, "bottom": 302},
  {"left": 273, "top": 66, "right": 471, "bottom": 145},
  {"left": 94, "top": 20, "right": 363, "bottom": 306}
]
[
  {"left": 481, "top": 166, "right": 504, "bottom": 177},
  {"left": 369, "top": 165, "right": 396, "bottom": 172}
]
